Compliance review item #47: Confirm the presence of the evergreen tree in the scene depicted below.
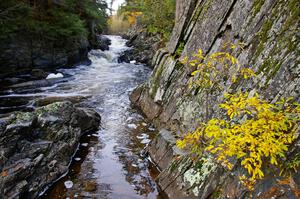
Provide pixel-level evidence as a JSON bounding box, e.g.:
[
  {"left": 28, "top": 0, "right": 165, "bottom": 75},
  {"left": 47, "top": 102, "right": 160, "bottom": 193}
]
[{"left": 0, "top": 0, "right": 108, "bottom": 43}]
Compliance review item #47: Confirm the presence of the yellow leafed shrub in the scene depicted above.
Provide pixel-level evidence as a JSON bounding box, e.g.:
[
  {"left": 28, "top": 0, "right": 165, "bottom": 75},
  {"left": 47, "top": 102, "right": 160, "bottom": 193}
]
[
  {"left": 177, "top": 92, "right": 300, "bottom": 190},
  {"left": 181, "top": 48, "right": 256, "bottom": 92},
  {"left": 177, "top": 48, "right": 300, "bottom": 190}
]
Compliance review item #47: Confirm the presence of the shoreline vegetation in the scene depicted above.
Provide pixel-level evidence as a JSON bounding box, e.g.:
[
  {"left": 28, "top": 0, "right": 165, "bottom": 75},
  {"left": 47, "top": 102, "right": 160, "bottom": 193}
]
[{"left": 0, "top": 0, "right": 108, "bottom": 78}]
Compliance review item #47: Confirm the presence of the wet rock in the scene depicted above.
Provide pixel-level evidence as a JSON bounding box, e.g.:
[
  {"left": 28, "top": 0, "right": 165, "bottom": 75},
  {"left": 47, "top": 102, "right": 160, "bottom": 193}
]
[
  {"left": 31, "top": 69, "right": 48, "bottom": 79},
  {"left": 126, "top": 34, "right": 138, "bottom": 47},
  {"left": 2, "top": 77, "right": 24, "bottom": 85},
  {"left": 9, "top": 78, "right": 67, "bottom": 89},
  {"left": 124, "top": 29, "right": 163, "bottom": 66},
  {"left": 35, "top": 96, "right": 88, "bottom": 107},
  {"left": 83, "top": 181, "right": 97, "bottom": 192},
  {"left": 0, "top": 101, "right": 100, "bottom": 198},
  {"left": 94, "top": 35, "right": 111, "bottom": 51},
  {"left": 147, "top": 129, "right": 185, "bottom": 170},
  {"left": 48, "top": 160, "right": 57, "bottom": 170},
  {"left": 129, "top": 84, "right": 144, "bottom": 104},
  {"left": 118, "top": 49, "right": 134, "bottom": 63},
  {"left": 130, "top": 85, "right": 162, "bottom": 120}
]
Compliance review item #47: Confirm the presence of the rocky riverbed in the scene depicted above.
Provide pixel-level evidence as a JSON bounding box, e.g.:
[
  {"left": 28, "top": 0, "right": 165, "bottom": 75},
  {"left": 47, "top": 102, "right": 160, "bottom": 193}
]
[{"left": 0, "top": 35, "right": 167, "bottom": 199}]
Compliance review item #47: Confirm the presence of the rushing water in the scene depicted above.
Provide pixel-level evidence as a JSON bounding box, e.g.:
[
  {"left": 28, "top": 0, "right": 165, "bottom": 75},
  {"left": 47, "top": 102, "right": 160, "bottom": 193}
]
[{"left": 0, "top": 36, "right": 167, "bottom": 199}]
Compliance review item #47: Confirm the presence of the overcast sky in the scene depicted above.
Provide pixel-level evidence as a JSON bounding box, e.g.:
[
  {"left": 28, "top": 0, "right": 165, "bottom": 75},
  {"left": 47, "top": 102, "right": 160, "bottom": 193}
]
[{"left": 106, "top": 0, "right": 125, "bottom": 14}]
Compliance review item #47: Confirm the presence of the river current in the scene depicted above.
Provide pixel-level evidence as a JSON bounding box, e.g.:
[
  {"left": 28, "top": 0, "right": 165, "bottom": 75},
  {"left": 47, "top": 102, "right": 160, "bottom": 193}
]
[{"left": 0, "top": 36, "right": 166, "bottom": 199}]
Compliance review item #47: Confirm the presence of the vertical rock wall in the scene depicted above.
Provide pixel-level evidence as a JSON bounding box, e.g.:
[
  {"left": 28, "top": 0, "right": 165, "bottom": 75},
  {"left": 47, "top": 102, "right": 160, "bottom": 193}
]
[{"left": 130, "top": 0, "right": 300, "bottom": 198}]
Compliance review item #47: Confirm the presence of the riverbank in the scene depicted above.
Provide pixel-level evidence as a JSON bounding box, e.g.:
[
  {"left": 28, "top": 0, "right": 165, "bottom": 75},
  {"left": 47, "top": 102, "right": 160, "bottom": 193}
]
[
  {"left": 0, "top": 0, "right": 109, "bottom": 84},
  {"left": 0, "top": 35, "right": 112, "bottom": 90},
  {"left": 116, "top": 27, "right": 165, "bottom": 67},
  {"left": 0, "top": 36, "right": 167, "bottom": 198}
]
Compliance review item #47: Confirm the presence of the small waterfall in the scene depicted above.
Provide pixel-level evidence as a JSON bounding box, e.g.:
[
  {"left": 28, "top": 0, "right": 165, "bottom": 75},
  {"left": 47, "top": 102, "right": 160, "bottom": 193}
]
[{"left": 89, "top": 35, "right": 130, "bottom": 63}]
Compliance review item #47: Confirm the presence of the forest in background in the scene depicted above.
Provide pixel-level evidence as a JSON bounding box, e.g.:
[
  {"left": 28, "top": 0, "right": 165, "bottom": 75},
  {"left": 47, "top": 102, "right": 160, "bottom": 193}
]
[
  {"left": 0, "top": 0, "right": 111, "bottom": 77},
  {"left": 109, "top": 0, "right": 176, "bottom": 41},
  {"left": 0, "top": 0, "right": 108, "bottom": 45}
]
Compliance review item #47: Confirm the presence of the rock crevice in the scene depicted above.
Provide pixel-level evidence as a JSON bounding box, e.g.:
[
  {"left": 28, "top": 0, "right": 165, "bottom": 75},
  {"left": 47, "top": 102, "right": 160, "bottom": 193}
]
[{"left": 131, "top": 0, "right": 300, "bottom": 198}]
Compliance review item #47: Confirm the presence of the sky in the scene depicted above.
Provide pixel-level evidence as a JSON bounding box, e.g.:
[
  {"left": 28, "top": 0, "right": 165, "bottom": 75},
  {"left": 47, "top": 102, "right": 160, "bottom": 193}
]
[{"left": 106, "top": 0, "right": 125, "bottom": 14}]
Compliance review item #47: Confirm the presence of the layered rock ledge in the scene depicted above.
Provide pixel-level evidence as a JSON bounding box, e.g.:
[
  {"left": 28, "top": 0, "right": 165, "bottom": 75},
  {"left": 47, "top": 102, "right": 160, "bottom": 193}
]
[
  {"left": 0, "top": 102, "right": 100, "bottom": 199},
  {"left": 147, "top": 129, "right": 300, "bottom": 199},
  {"left": 131, "top": 0, "right": 300, "bottom": 198}
]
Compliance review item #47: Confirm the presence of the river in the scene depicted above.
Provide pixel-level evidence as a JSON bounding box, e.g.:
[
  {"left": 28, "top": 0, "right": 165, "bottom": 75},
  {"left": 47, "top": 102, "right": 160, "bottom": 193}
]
[{"left": 0, "top": 35, "right": 167, "bottom": 199}]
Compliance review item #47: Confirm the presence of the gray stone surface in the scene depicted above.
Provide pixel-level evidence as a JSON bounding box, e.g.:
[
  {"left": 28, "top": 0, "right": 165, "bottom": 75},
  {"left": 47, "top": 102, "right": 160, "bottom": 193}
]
[
  {"left": 0, "top": 102, "right": 100, "bottom": 199},
  {"left": 124, "top": 28, "right": 163, "bottom": 66},
  {"left": 166, "top": 0, "right": 197, "bottom": 53},
  {"left": 0, "top": 37, "right": 90, "bottom": 78},
  {"left": 132, "top": 0, "right": 300, "bottom": 198}
]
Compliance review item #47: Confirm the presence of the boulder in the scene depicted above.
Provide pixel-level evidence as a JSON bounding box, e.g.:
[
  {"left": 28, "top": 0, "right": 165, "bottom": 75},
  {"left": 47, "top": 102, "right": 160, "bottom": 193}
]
[
  {"left": 118, "top": 49, "right": 134, "bottom": 63},
  {"left": 95, "top": 35, "right": 112, "bottom": 51},
  {"left": 0, "top": 101, "right": 100, "bottom": 198},
  {"left": 31, "top": 69, "right": 48, "bottom": 79},
  {"left": 124, "top": 30, "right": 163, "bottom": 66}
]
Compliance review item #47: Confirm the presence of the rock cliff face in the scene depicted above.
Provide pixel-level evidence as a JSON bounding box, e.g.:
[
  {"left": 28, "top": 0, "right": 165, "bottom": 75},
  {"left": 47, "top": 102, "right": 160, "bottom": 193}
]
[
  {"left": 0, "top": 102, "right": 100, "bottom": 199},
  {"left": 0, "top": 34, "right": 112, "bottom": 79},
  {"left": 0, "top": 36, "right": 89, "bottom": 78},
  {"left": 131, "top": 0, "right": 300, "bottom": 198},
  {"left": 121, "top": 28, "right": 164, "bottom": 66}
]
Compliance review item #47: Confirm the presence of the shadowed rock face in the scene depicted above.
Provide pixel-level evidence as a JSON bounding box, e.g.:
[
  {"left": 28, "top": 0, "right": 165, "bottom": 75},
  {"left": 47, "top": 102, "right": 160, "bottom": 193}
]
[
  {"left": 0, "top": 37, "right": 90, "bottom": 79},
  {"left": 131, "top": 0, "right": 300, "bottom": 198},
  {"left": 123, "top": 29, "right": 163, "bottom": 66},
  {"left": 0, "top": 31, "right": 109, "bottom": 80},
  {"left": 94, "top": 35, "right": 112, "bottom": 51},
  {"left": 0, "top": 101, "right": 100, "bottom": 199}
]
